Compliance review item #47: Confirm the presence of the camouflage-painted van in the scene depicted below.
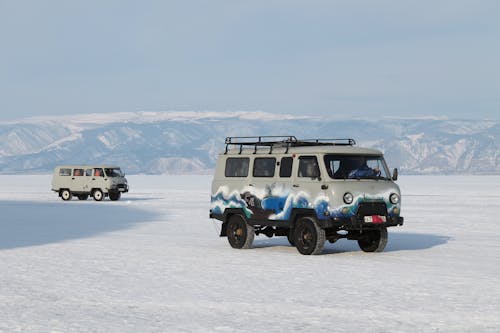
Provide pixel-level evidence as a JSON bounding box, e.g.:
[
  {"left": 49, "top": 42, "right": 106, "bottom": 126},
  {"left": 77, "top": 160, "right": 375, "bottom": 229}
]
[
  {"left": 51, "top": 165, "right": 129, "bottom": 201},
  {"left": 210, "top": 136, "right": 403, "bottom": 255}
]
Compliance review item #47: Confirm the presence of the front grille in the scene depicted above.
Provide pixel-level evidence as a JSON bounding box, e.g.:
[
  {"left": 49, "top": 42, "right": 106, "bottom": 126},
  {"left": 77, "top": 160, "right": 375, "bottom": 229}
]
[{"left": 357, "top": 202, "right": 387, "bottom": 217}]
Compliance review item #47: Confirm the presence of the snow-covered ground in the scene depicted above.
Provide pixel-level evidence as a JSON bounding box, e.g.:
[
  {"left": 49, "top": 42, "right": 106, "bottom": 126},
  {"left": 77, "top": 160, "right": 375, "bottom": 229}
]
[{"left": 1, "top": 175, "right": 499, "bottom": 332}]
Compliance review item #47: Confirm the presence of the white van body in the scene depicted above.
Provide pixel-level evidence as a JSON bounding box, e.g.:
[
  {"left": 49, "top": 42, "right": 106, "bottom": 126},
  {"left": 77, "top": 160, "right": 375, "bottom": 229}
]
[
  {"left": 210, "top": 136, "right": 403, "bottom": 255},
  {"left": 51, "top": 165, "right": 129, "bottom": 201}
]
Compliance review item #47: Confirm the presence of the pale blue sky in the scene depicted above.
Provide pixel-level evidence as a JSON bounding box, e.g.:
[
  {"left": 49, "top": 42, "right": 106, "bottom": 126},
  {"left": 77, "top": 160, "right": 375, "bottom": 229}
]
[{"left": 1, "top": 0, "right": 499, "bottom": 121}]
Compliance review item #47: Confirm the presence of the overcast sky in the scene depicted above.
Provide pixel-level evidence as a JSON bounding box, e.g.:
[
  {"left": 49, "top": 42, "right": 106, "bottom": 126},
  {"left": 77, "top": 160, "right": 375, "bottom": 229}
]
[{"left": 0, "top": 0, "right": 499, "bottom": 121}]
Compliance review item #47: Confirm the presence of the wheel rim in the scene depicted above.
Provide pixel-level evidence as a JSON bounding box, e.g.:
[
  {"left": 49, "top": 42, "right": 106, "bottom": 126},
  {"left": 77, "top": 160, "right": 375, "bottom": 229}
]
[
  {"left": 62, "top": 191, "right": 70, "bottom": 200},
  {"left": 94, "top": 191, "right": 102, "bottom": 200},
  {"left": 228, "top": 221, "right": 245, "bottom": 248},
  {"left": 297, "top": 224, "right": 315, "bottom": 251}
]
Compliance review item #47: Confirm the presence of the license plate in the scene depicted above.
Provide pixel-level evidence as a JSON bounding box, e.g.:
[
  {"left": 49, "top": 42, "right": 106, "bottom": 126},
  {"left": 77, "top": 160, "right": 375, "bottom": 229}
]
[
  {"left": 364, "top": 215, "right": 386, "bottom": 223},
  {"left": 119, "top": 188, "right": 126, "bottom": 192}
]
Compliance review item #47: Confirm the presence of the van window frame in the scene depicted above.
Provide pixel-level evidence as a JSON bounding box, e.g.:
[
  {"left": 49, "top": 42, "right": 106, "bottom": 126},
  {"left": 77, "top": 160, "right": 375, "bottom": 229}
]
[
  {"left": 225, "top": 157, "right": 250, "bottom": 178},
  {"left": 59, "top": 168, "right": 71, "bottom": 176},
  {"left": 279, "top": 156, "right": 293, "bottom": 178},
  {"left": 297, "top": 155, "right": 321, "bottom": 178},
  {"left": 253, "top": 157, "right": 276, "bottom": 178}
]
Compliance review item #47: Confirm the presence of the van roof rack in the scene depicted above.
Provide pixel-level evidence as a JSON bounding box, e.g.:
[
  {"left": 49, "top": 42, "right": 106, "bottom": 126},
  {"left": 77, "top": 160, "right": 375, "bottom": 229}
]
[{"left": 224, "top": 136, "right": 356, "bottom": 154}]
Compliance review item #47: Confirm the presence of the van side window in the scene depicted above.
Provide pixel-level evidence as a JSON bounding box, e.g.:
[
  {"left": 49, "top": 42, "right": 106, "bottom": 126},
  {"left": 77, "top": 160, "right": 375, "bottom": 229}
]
[
  {"left": 59, "top": 168, "right": 71, "bottom": 176},
  {"left": 73, "top": 168, "right": 84, "bottom": 176},
  {"left": 85, "top": 169, "right": 93, "bottom": 176},
  {"left": 94, "top": 168, "right": 104, "bottom": 177},
  {"left": 279, "top": 157, "right": 293, "bottom": 177},
  {"left": 298, "top": 156, "right": 320, "bottom": 178},
  {"left": 225, "top": 158, "right": 250, "bottom": 177},
  {"left": 253, "top": 157, "right": 276, "bottom": 177}
]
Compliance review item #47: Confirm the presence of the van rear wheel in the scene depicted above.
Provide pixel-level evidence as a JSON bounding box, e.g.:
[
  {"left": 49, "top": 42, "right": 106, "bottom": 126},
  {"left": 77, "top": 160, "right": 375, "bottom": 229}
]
[
  {"left": 92, "top": 189, "right": 104, "bottom": 201},
  {"left": 61, "top": 189, "right": 72, "bottom": 201},
  {"left": 358, "top": 227, "right": 388, "bottom": 252},
  {"left": 294, "top": 216, "right": 325, "bottom": 255},
  {"left": 227, "top": 214, "right": 254, "bottom": 249}
]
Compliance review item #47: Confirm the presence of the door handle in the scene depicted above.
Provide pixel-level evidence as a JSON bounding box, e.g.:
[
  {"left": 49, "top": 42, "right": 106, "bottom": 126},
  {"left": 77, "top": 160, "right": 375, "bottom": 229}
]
[
  {"left": 293, "top": 184, "right": 299, "bottom": 187},
  {"left": 71, "top": 177, "right": 75, "bottom": 180},
  {"left": 92, "top": 178, "right": 96, "bottom": 180},
  {"left": 248, "top": 184, "right": 254, "bottom": 187},
  {"left": 321, "top": 184, "right": 329, "bottom": 190}
]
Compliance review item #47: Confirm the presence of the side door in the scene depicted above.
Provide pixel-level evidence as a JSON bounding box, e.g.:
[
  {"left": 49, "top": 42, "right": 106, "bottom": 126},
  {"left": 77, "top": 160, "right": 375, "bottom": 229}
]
[
  {"left": 71, "top": 168, "right": 87, "bottom": 192},
  {"left": 256, "top": 155, "right": 295, "bottom": 221},
  {"left": 90, "top": 167, "right": 107, "bottom": 192},
  {"left": 248, "top": 156, "right": 279, "bottom": 220},
  {"left": 291, "top": 155, "right": 326, "bottom": 215}
]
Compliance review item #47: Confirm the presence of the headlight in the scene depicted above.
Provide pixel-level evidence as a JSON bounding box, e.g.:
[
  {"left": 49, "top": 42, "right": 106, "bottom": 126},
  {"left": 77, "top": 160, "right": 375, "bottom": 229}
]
[
  {"left": 390, "top": 193, "right": 400, "bottom": 204},
  {"left": 343, "top": 192, "right": 354, "bottom": 204}
]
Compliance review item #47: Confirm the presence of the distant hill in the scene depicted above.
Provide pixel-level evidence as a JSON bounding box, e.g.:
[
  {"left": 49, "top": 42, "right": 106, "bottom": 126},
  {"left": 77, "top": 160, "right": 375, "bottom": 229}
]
[{"left": 0, "top": 111, "right": 498, "bottom": 174}]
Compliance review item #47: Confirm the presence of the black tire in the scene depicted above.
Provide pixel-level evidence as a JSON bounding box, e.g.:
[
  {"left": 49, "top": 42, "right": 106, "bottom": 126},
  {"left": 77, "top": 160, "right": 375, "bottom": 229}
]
[
  {"left": 358, "top": 227, "right": 388, "bottom": 252},
  {"left": 294, "top": 216, "right": 325, "bottom": 255},
  {"left": 61, "top": 189, "right": 72, "bottom": 201},
  {"left": 92, "top": 189, "right": 104, "bottom": 201},
  {"left": 287, "top": 228, "right": 295, "bottom": 246},
  {"left": 227, "top": 214, "right": 254, "bottom": 249},
  {"left": 109, "top": 192, "right": 121, "bottom": 201},
  {"left": 77, "top": 194, "right": 89, "bottom": 200}
]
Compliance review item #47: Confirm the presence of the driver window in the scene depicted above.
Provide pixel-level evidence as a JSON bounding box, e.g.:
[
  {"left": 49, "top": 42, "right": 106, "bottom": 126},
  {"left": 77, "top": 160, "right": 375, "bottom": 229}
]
[
  {"left": 298, "top": 156, "right": 320, "bottom": 178},
  {"left": 94, "top": 168, "right": 104, "bottom": 177}
]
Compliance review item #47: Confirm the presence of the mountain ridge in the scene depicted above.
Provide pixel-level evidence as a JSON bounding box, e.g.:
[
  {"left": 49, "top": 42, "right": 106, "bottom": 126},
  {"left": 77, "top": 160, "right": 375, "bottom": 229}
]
[{"left": 1, "top": 111, "right": 498, "bottom": 175}]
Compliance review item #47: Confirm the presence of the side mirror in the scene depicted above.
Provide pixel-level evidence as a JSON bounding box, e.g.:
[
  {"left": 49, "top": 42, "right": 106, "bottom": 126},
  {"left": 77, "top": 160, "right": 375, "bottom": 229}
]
[{"left": 392, "top": 168, "right": 398, "bottom": 181}]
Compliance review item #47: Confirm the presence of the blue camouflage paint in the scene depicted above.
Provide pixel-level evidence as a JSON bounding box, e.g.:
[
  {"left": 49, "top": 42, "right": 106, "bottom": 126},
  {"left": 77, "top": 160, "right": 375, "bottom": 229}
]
[{"left": 211, "top": 188, "right": 399, "bottom": 221}]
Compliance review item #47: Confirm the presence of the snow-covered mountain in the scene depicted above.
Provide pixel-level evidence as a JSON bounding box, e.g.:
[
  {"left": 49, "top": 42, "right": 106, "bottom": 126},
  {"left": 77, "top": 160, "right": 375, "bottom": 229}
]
[{"left": 0, "top": 111, "right": 498, "bottom": 174}]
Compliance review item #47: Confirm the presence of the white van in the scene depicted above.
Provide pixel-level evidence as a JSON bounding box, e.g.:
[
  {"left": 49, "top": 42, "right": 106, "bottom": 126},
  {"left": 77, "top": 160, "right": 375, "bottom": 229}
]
[
  {"left": 51, "top": 165, "right": 129, "bottom": 201},
  {"left": 210, "top": 136, "right": 404, "bottom": 255}
]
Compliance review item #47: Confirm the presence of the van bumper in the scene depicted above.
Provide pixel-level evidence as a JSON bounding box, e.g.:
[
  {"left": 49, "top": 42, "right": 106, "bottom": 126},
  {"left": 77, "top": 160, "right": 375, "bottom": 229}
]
[
  {"left": 110, "top": 184, "right": 129, "bottom": 193},
  {"left": 320, "top": 215, "right": 404, "bottom": 229}
]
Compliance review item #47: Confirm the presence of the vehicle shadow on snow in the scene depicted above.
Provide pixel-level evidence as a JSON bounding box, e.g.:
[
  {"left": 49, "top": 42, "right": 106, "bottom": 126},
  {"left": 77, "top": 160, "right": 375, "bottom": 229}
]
[
  {"left": 323, "top": 232, "right": 451, "bottom": 254},
  {"left": 0, "top": 200, "right": 158, "bottom": 250},
  {"left": 252, "top": 232, "right": 451, "bottom": 254},
  {"left": 121, "top": 196, "right": 164, "bottom": 201}
]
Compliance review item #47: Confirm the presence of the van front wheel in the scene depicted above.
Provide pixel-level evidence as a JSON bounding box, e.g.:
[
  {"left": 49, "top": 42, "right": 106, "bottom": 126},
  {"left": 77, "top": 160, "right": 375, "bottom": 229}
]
[
  {"left": 109, "top": 192, "right": 121, "bottom": 201},
  {"left": 227, "top": 214, "right": 254, "bottom": 249},
  {"left": 294, "top": 217, "right": 325, "bottom": 255},
  {"left": 358, "top": 227, "right": 388, "bottom": 252},
  {"left": 92, "top": 189, "right": 104, "bottom": 201},
  {"left": 61, "top": 189, "right": 72, "bottom": 201}
]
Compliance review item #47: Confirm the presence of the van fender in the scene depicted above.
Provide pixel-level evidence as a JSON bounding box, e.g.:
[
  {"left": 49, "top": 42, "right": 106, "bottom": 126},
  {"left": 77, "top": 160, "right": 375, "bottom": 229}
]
[
  {"left": 219, "top": 208, "right": 247, "bottom": 237},
  {"left": 289, "top": 208, "right": 319, "bottom": 228}
]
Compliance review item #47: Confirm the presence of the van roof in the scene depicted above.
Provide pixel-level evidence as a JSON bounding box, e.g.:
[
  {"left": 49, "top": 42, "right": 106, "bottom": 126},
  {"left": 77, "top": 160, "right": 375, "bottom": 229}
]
[
  {"left": 224, "top": 135, "right": 382, "bottom": 155},
  {"left": 221, "top": 136, "right": 382, "bottom": 156},
  {"left": 223, "top": 145, "right": 382, "bottom": 156},
  {"left": 55, "top": 165, "right": 122, "bottom": 169}
]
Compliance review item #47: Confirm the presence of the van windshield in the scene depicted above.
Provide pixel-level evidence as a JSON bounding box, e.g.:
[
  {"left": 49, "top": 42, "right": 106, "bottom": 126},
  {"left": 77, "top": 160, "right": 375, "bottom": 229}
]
[
  {"left": 104, "top": 168, "right": 124, "bottom": 177},
  {"left": 324, "top": 155, "right": 390, "bottom": 180}
]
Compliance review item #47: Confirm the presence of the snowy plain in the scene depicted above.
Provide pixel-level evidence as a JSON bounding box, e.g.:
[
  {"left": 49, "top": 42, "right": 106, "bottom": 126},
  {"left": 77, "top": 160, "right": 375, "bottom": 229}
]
[{"left": 1, "top": 175, "right": 499, "bottom": 333}]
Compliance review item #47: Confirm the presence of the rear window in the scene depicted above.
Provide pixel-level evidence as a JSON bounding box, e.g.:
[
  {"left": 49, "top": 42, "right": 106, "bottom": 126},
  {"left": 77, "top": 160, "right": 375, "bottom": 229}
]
[
  {"left": 253, "top": 158, "right": 276, "bottom": 177},
  {"left": 225, "top": 158, "right": 250, "bottom": 177},
  {"left": 59, "top": 168, "right": 71, "bottom": 176}
]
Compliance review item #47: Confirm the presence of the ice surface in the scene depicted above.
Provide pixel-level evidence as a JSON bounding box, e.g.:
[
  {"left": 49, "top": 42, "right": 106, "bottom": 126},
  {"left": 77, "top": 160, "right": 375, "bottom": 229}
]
[{"left": 1, "top": 175, "right": 499, "bottom": 332}]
